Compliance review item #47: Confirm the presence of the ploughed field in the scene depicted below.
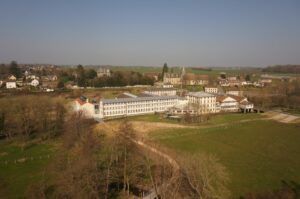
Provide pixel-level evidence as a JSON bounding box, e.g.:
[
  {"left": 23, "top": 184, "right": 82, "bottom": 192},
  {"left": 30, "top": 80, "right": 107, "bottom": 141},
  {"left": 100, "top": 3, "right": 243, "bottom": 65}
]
[{"left": 149, "top": 119, "right": 300, "bottom": 198}]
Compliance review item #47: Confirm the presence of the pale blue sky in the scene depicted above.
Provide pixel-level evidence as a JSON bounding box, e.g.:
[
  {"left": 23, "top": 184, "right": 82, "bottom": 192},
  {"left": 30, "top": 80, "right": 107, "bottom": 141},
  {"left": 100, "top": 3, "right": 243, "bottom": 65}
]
[{"left": 0, "top": 0, "right": 300, "bottom": 66}]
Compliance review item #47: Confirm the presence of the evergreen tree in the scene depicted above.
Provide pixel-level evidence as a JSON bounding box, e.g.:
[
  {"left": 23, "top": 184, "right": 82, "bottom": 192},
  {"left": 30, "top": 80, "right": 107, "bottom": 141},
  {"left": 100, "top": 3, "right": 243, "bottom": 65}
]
[
  {"left": 245, "top": 74, "right": 251, "bottom": 81},
  {"left": 9, "top": 61, "right": 21, "bottom": 78},
  {"left": 162, "top": 62, "right": 168, "bottom": 81},
  {"left": 76, "top": 65, "right": 86, "bottom": 87}
]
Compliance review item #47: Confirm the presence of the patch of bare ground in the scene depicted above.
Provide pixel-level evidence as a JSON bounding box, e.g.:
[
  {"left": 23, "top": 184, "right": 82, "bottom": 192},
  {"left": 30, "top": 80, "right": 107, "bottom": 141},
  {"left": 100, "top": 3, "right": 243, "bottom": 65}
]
[{"left": 266, "top": 111, "right": 300, "bottom": 123}]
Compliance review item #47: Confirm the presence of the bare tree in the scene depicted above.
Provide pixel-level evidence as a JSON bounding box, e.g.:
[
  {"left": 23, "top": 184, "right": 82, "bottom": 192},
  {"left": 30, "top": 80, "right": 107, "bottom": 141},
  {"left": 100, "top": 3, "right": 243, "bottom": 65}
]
[{"left": 180, "top": 153, "right": 230, "bottom": 199}]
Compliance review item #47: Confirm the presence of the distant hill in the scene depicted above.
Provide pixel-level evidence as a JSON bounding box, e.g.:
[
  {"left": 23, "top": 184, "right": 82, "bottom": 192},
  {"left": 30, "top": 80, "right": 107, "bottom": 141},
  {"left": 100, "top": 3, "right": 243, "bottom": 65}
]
[{"left": 263, "top": 65, "right": 300, "bottom": 73}]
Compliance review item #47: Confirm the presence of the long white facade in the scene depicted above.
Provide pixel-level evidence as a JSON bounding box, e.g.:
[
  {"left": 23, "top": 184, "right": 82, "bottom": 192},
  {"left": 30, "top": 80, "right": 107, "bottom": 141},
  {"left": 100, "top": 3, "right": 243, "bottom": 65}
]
[{"left": 75, "top": 95, "right": 188, "bottom": 119}]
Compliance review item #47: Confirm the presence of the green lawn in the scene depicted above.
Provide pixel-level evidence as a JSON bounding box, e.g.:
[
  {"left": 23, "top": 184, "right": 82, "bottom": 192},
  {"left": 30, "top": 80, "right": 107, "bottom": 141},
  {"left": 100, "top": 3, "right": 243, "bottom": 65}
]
[
  {"left": 207, "top": 113, "right": 264, "bottom": 125},
  {"left": 150, "top": 120, "right": 300, "bottom": 198},
  {"left": 0, "top": 140, "right": 56, "bottom": 198},
  {"left": 127, "top": 112, "right": 264, "bottom": 126},
  {"left": 126, "top": 114, "right": 180, "bottom": 124}
]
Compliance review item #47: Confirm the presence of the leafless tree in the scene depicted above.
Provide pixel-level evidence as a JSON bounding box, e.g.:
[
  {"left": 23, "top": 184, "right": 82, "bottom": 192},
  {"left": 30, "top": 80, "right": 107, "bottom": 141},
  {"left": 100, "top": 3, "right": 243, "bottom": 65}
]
[{"left": 179, "top": 153, "right": 230, "bottom": 199}]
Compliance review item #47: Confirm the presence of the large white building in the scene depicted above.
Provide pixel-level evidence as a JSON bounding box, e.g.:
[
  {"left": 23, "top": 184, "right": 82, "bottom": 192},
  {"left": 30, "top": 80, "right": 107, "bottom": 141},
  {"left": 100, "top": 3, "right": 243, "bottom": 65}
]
[
  {"left": 74, "top": 95, "right": 188, "bottom": 119},
  {"left": 74, "top": 90, "right": 254, "bottom": 120},
  {"left": 185, "top": 92, "right": 217, "bottom": 114}
]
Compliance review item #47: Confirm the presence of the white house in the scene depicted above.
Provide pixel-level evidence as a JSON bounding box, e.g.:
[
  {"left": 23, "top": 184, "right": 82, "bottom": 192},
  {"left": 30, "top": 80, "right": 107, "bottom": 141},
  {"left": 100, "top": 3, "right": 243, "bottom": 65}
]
[
  {"left": 30, "top": 79, "right": 39, "bottom": 87},
  {"left": 205, "top": 87, "right": 218, "bottom": 93},
  {"left": 216, "top": 95, "right": 239, "bottom": 112},
  {"left": 6, "top": 81, "right": 17, "bottom": 89},
  {"left": 74, "top": 97, "right": 100, "bottom": 119},
  {"left": 226, "top": 90, "right": 241, "bottom": 96},
  {"left": 216, "top": 94, "right": 253, "bottom": 113},
  {"left": 26, "top": 75, "right": 39, "bottom": 80},
  {"left": 8, "top": 75, "right": 17, "bottom": 81},
  {"left": 97, "top": 68, "right": 111, "bottom": 77},
  {"left": 239, "top": 101, "right": 254, "bottom": 113}
]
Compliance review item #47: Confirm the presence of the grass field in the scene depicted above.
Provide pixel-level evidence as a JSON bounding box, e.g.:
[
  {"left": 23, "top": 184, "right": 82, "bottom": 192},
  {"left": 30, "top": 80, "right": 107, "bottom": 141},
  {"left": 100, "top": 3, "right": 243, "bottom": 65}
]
[
  {"left": 126, "top": 112, "right": 265, "bottom": 126},
  {"left": 0, "top": 140, "right": 56, "bottom": 198},
  {"left": 149, "top": 120, "right": 300, "bottom": 198}
]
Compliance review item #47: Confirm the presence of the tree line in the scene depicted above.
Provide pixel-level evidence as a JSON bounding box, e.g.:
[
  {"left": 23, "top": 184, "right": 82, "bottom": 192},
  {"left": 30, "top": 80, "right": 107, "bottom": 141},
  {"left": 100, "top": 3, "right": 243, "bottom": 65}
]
[
  {"left": 248, "top": 78, "right": 300, "bottom": 111},
  {"left": 58, "top": 65, "right": 155, "bottom": 88},
  {"left": 262, "top": 65, "right": 300, "bottom": 74},
  {"left": 0, "top": 96, "right": 65, "bottom": 139}
]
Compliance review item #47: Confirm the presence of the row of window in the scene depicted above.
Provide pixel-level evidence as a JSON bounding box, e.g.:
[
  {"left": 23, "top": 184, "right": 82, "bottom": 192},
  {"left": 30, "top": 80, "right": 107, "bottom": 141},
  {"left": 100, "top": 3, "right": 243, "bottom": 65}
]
[
  {"left": 105, "top": 107, "right": 166, "bottom": 116},
  {"left": 104, "top": 102, "right": 176, "bottom": 110}
]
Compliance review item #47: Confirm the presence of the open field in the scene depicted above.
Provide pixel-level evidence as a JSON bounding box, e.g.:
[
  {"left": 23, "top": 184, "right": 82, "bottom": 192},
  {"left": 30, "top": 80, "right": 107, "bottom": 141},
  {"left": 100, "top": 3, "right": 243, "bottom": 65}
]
[
  {"left": 0, "top": 140, "right": 57, "bottom": 198},
  {"left": 126, "top": 112, "right": 265, "bottom": 125},
  {"left": 149, "top": 120, "right": 300, "bottom": 198}
]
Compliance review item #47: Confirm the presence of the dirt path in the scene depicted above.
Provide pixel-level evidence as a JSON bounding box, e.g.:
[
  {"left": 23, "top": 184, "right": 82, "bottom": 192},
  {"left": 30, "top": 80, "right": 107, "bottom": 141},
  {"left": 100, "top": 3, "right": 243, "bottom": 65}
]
[{"left": 265, "top": 111, "right": 300, "bottom": 123}]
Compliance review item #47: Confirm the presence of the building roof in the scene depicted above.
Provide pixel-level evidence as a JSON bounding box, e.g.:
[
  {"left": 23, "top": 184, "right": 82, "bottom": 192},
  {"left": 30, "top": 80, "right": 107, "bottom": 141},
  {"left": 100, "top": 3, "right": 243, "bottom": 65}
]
[
  {"left": 117, "top": 92, "right": 138, "bottom": 99},
  {"left": 76, "top": 98, "right": 87, "bottom": 105},
  {"left": 102, "top": 95, "right": 184, "bottom": 104},
  {"left": 186, "top": 91, "right": 215, "bottom": 98},
  {"left": 216, "top": 95, "right": 229, "bottom": 102},
  {"left": 227, "top": 94, "right": 246, "bottom": 102}
]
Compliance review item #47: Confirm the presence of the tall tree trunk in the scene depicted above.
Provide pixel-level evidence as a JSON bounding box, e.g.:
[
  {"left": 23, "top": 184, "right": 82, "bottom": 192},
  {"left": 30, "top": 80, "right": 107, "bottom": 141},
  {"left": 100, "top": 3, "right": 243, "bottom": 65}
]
[{"left": 123, "top": 146, "right": 127, "bottom": 193}]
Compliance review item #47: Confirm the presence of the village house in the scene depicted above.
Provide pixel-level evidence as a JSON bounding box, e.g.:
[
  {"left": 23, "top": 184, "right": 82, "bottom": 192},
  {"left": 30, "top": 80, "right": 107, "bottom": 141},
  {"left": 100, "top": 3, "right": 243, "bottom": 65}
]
[
  {"left": 216, "top": 94, "right": 253, "bottom": 113},
  {"left": 30, "top": 79, "right": 39, "bottom": 87},
  {"left": 26, "top": 75, "right": 39, "bottom": 80},
  {"left": 42, "top": 75, "right": 58, "bottom": 81},
  {"left": 6, "top": 81, "right": 17, "bottom": 89},
  {"left": 216, "top": 95, "right": 240, "bottom": 112},
  {"left": 226, "top": 90, "right": 242, "bottom": 96},
  {"left": 8, "top": 75, "right": 17, "bottom": 81},
  {"left": 205, "top": 87, "right": 218, "bottom": 93},
  {"left": 74, "top": 96, "right": 99, "bottom": 119},
  {"left": 239, "top": 101, "right": 254, "bottom": 113},
  {"left": 97, "top": 67, "right": 111, "bottom": 77}
]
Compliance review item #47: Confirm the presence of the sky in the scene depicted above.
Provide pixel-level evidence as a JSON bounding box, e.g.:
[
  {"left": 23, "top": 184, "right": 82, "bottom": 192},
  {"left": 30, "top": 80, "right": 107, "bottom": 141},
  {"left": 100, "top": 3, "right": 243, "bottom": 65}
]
[{"left": 0, "top": 0, "right": 300, "bottom": 67}]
